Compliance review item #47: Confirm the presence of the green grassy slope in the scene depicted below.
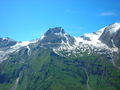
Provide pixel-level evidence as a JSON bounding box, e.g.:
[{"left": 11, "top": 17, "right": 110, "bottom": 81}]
[{"left": 0, "top": 47, "right": 120, "bottom": 90}]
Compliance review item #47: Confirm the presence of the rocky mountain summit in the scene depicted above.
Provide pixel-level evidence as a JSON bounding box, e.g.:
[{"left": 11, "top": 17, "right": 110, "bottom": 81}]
[{"left": 40, "top": 27, "right": 75, "bottom": 47}]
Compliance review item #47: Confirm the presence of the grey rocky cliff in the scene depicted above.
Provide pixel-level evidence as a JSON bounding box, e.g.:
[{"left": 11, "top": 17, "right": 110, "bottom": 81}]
[
  {"left": 0, "top": 37, "right": 17, "bottom": 50},
  {"left": 99, "top": 23, "right": 120, "bottom": 48},
  {"left": 40, "top": 27, "right": 75, "bottom": 48}
]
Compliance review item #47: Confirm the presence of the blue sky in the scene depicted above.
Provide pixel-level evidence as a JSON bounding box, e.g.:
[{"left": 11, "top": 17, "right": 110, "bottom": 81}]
[{"left": 0, "top": 0, "right": 120, "bottom": 41}]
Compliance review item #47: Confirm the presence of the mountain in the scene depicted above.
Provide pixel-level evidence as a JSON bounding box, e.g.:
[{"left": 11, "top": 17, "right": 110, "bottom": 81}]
[
  {"left": 40, "top": 27, "right": 75, "bottom": 48},
  {"left": 0, "top": 22, "right": 120, "bottom": 90},
  {"left": 0, "top": 37, "right": 17, "bottom": 49},
  {"left": 99, "top": 22, "right": 120, "bottom": 48}
]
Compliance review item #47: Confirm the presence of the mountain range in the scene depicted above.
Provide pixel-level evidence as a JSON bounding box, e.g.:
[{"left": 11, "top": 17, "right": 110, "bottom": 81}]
[{"left": 0, "top": 22, "right": 120, "bottom": 90}]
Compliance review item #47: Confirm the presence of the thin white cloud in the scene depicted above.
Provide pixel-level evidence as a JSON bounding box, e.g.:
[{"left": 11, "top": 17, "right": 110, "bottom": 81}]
[{"left": 100, "top": 12, "right": 117, "bottom": 16}]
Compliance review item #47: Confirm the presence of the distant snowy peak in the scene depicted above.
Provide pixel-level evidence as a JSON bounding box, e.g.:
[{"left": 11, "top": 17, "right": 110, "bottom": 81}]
[
  {"left": 0, "top": 37, "right": 15, "bottom": 41},
  {"left": 0, "top": 37, "right": 36, "bottom": 49},
  {"left": 0, "top": 37, "right": 17, "bottom": 49}
]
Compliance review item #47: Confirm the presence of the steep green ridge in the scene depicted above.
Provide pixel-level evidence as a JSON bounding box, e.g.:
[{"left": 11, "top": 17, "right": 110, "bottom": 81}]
[{"left": 0, "top": 47, "right": 120, "bottom": 90}]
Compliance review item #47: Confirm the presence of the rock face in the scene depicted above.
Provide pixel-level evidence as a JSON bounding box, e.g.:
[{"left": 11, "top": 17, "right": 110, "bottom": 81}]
[
  {"left": 99, "top": 23, "right": 120, "bottom": 48},
  {"left": 112, "top": 29, "right": 120, "bottom": 48},
  {"left": 0, "top": 37, "right": 17, "bottom": 50},
  {"left": 40, "top": 27, "right": 75, "bottom": 47}
]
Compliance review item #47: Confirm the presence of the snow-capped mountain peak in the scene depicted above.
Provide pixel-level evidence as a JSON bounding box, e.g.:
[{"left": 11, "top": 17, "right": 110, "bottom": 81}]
[{"left": 104, "top": 22, "right": 120, "bottom": 34}]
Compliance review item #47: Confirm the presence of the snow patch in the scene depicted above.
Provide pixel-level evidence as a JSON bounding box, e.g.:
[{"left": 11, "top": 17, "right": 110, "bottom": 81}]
[
  {"left": 40, "top": 35, "right": 46, "bottom": 40},
  {"left": 105, "top": 22, "right": 120, "bottom": 34}
]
